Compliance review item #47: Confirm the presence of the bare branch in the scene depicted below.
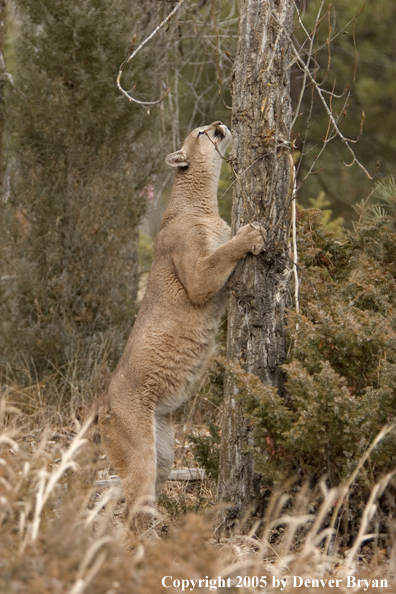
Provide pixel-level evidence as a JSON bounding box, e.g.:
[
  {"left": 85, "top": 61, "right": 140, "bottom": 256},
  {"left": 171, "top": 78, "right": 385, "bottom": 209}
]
[
  {"left": 292, "top": 43, "right": 375, "bottom": 180},
  {"left": 117, "top": 0, "right": 186, "bottom": 108},
  {"left": 292, "top": 0, "right": 327, "bottom": 127}
]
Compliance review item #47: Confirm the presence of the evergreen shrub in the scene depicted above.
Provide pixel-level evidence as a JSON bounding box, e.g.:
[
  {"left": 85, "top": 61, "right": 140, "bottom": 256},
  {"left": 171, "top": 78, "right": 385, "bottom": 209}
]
[
  {"left": 234, "top": 204, "right": 396, "bottom": 487},
  {"left": 0, "top": 0, "right": 166, "bottom": 403}
]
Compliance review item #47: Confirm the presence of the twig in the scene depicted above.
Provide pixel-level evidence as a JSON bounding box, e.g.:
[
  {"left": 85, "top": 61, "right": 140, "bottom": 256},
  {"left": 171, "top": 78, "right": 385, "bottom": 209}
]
[
  {"left": 117, "top": 0, "right": 187, "bottom": 108},
  {"left": 292, "top": 42, "right": 374, "bottom": 179},
  {"left": 292, "top": 0, "right": 326, "bottom": 128},
  {"left": 291, "top": 162, "right": 299, "bottom": 317}
]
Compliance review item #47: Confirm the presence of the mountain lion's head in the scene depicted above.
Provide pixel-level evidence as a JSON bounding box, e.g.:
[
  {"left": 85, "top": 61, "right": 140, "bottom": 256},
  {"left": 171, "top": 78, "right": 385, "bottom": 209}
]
[{"left": 165, "top": 121, "right": 231, "bottom": 172}]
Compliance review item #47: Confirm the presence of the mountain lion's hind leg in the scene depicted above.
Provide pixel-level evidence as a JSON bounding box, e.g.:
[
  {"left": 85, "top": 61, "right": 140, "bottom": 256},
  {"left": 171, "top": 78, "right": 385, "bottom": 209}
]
[
  {"left": 154, "top": 412, "right": 174, "bottom": 499},
  {"left": 99, "top": 403, "right": 157, "bottom": 536}
]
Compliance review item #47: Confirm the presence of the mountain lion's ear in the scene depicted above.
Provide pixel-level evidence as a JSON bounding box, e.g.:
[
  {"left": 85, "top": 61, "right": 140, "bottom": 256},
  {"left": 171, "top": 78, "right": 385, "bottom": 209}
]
[{"left": 165, "top": 149, "right": 190, "bottom": 169}]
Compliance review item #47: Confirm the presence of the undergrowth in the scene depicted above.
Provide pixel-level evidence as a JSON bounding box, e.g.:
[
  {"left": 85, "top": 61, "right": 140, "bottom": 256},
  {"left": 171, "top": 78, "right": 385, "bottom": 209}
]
[
  {"left": 187, "top": 421, "right": 221, "bottom": 480},
  {"left": 191, "top": 203, "right": 396, "bottom": 484},
  {"left": 237, "top": 204, "right": 396, "bottom": 488}
]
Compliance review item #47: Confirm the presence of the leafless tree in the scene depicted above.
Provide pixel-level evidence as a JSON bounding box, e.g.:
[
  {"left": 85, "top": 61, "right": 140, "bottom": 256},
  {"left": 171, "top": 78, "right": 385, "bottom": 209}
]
[{"left": 216, "top": 0, "right": 294, "bottom": 532}]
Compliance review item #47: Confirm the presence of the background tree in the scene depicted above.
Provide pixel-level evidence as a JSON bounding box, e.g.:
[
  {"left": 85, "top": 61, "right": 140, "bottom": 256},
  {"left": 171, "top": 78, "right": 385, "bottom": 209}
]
[
  {"left": 0, "top": 0, "right": 6, "bottom": 184},
  {"left": 217, "top": 0, "right": 294, "bottom": 529},
  {"left": 0, "top": 0, "right": 166, "bottom": 414}
]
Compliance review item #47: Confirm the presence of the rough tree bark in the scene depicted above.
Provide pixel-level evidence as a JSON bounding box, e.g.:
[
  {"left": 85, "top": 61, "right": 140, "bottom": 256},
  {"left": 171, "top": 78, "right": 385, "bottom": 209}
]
[{"left": 217, "top": 0, "right": 294, "bottom": 530}]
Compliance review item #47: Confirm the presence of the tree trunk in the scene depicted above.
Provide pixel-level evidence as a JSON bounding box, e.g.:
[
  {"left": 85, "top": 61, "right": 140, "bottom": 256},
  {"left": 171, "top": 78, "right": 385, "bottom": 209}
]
[{"left": 217, "top": 0, "right": 294, "bottom": 531}]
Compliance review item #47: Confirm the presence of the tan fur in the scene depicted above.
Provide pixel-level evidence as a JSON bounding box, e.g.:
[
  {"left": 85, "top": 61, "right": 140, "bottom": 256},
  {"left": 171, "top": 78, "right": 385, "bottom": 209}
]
[{"left": 91, "top": 121, "right": 265, "bottom": 536}]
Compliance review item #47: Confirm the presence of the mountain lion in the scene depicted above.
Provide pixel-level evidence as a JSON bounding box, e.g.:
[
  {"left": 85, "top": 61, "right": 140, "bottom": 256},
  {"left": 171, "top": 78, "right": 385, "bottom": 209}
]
[{"left": 90, "top": 121, "right": 265, "bottom": 537}]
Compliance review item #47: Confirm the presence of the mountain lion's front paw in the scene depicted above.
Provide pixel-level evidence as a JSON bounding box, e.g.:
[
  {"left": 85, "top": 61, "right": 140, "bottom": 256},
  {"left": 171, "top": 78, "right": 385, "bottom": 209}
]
[
  {"left": 237, "top": 222, "right": 266, "bottom": 255},
  {"left": 249, "top": 223, "right": 266, "bottom": 255}
]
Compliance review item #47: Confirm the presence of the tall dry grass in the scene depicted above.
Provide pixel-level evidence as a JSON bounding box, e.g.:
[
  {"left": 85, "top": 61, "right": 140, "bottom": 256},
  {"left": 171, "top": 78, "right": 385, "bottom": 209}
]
[
  {"left": 0, "top": 334, "right": 114, "bottom": 426},
  {"left": 1, "top": 398, "right": 395, "bottom": 593}
]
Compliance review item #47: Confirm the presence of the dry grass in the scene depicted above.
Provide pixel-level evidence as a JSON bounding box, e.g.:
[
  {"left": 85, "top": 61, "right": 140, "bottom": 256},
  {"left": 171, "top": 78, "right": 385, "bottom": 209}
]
[
  {"left": 1, "top": 388, "right": 396, "bottom": 593},
  {"left": 2, "top": 205, "right": 394, "bottom": 593}
]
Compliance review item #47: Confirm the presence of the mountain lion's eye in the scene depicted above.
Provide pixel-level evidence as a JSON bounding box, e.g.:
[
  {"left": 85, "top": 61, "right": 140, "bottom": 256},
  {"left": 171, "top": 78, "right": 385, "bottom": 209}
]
[{"left": 197, "top": 130, "right": 205, "bottom": 137}]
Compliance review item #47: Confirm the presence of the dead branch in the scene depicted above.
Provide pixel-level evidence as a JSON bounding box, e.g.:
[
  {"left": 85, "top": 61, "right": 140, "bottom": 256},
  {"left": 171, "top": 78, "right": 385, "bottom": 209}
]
[
  {"left": 117, "top": 0, "right": 186, "bottom": 108},
  {"left": 292, "top": 43, "right": 374, "bottom": 179}
]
